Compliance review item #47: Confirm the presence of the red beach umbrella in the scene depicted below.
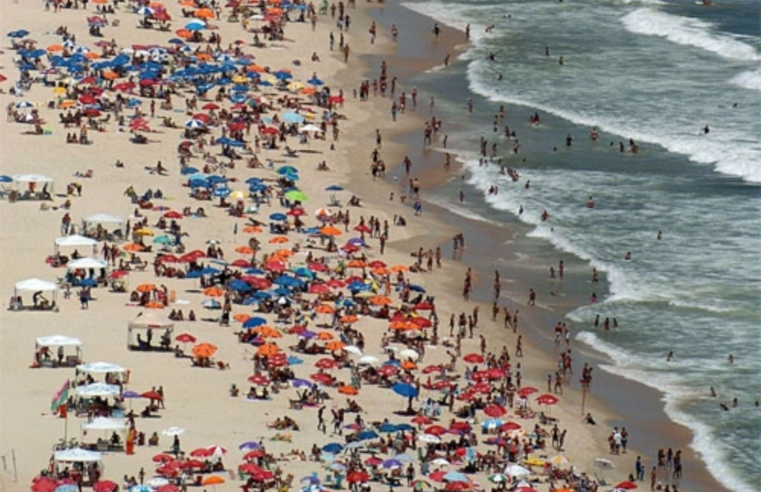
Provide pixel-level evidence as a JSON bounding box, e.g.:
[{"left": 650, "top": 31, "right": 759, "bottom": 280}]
[
  {"left": 424, "top": 425, "right": 446, "bottom": 436},
  {"left": 347, "top": 471, "right": 369, "bottom": 483},
  {"left": 517, "top": 386, "right": 538, "bottom": 398},
  {"left": 30, "top": 477, "right": 57, "bottom": 492},
  {"left": 483, "top": 404, "right": 507, "bottom": 418},
  {"left": 463, "top": 353, "right": 484, "bottom": 364},
  {"left": 92, "top": 481, "right": 118, "bottom": 492},
  {"left": 536, "top": 394, "right": 559, "bottom": 405},
  {"left": 248, "top": 374, "right": 269, "bottom": 385},
  {"left": 152, "top": 453, "right": 175, "bottom": 463}
]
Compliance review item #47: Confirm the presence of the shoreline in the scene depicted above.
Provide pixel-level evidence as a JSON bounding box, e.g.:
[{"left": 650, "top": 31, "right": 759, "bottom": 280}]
[{"left": 349, "top": 2, "right": 728, "bottom": 491}]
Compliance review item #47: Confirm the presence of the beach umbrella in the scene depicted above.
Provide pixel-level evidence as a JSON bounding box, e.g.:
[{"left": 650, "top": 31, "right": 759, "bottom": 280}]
[
  {"left": 418, "top": 434, "right": 440, "bottom": 444},
  {"left": 32, "top": 479, "right": 58, "bottom": 492},
  {"left": 92, "top": 481, "right": 118, "bottom": 492},
  {"left": 517, "top": 386, "right": 538, "bottom": 398},
  {"left": 284, "top": 190, "right": 307, "bottom": 202},
  {"left": 614, "top": 482, "right": 638, "bottom": 490},
  {"left": 201, "top": 476, "right": 224, "bottom": 486},
  {"left": 504, "top": 464, "right": 530, "bottom": 478},
  {"left": 239, "top": 441, "right": 261, "bottom": 450},
  {"left": 391, "top": 383, "right": 418, "bottom": 398},
  {"left": 128, "top": 486, "right": 151, "bottom": 492},
  {"left": 322, "top": 443, "right": 343, "bottom": 454}
]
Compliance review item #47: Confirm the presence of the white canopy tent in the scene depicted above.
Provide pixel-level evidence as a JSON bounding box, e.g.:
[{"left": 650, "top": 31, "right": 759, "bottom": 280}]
[
  {"left": 66, "top": 257, "right": 109, "bottom": 288},
  {"left": 81, "top": 213, "right": 126, "bottom": 242},
  {"left": 77, "top": 361, "right": 128, "bottom": 374},
  {"left": 54, "top": 235, "right": 98, "bottom": 256},
  {"left": 34, "top": 335, "right": 83, "bottom": 368},
  {"left": 11, "top": 278, "right": 57, "bottom": 311},
  {"left": 82, "top": 417, "right": 128, "bottom": 431},
  {"left": 76, "top": 383, "right": 121, "bottom": 398},
  {"left": 12, "top": 174, "right": 54, "bottom": 201},
  {"left": 83, "top": 213, "right": 125, "bottom": 225},
  {"left": 76, "top": 362, "right": 129, "bottom": 384},
  {"left": 67, "top": 257, "right": 108, "bottom": 270},
  {"left": 127, "top": 311, "right": 174, "bottom": 351}
]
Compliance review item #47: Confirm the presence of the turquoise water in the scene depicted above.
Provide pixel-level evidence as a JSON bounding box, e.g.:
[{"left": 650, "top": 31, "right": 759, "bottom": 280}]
[{"left": 398, "top": 0, "right": 761, "bottom": 490}]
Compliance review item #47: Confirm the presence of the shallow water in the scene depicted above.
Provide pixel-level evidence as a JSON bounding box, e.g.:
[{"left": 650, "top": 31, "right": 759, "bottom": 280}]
[{"left": 397, "top": 0, "right": 761, "bottom": 489}]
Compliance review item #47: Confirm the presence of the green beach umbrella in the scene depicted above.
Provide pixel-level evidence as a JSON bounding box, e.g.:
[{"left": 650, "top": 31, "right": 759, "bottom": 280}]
[
  {"left": 488, "top": 473, "right": 509, "bottom": 484},
  {"left": 285, "top": 190, "right": 307, "bottom": 202}
]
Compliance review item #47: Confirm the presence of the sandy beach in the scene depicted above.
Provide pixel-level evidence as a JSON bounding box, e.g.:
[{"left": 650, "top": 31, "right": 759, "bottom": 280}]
[{"left": 0, "top": 1, "right": 720, "bottom": 492}]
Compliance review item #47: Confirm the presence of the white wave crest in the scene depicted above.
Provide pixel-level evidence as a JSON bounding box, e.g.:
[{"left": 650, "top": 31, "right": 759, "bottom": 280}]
[
  {"left": 576, "top": 331, "right": 756, "bottom": 492},
  {"left": 730, "top": 67, "right": 761, "bottom": 91},
  {"left": 465, "top": 64, "right": 761, "bottom": 183},
  {"left": 622, "top": 8, "right": 760, "bottom": 62}
]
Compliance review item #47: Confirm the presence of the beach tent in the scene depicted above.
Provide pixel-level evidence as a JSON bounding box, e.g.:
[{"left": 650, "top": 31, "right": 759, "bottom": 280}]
[
  {"left": 81, "top": 213, "right": 126, "bottom": 242},
  {"left": 83, "top": 213, "right": 125, "bottom": 225},
  {"left": 11, "top": 278, "right": 57, "bottom": 311},
  {"left": 76, "top": 383, "right": 121, "bottom": 398},
  {"left": 127, "top": 311, "right": 174, "bottom": 350},
  {"left": 12, "top": 174, "right": 54, "bottom": 200},
  {"left": 76, "top": 362, "right": 128, "bottom": 384},
  {"left": 67, "top": 257, "right": 108, "bottom": 269},
  {"left": 54, "top": 234, "right": 98, "bottom": 255},
  {"left": 77, "top": 361, "right": 127, "bottom": 374},
  {"left": 54, "top": 448, "right": 103, "bottom": 474},
  {"left": 34, "top": 335, "right": 83, "bottom": 368},
  {"left": 82, "top": 417, "right": 128, "bottom": 431},
  {"left": 81, "top": 417, "right": 129, "bottom": 451}
]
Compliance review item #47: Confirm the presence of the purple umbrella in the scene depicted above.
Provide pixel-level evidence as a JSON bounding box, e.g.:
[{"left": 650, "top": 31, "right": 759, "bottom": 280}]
[
  {"left": 239, "top": 441, "right": 261, "bottom": 450},
  {"left": 347, "top": 238, "right": 365, "bottom": 246},
  {"left": 122, "top": 390, "right": 140, "bottom": 398},
  {"left": 292, "top": 378, "right": 313, "bottom": 388},
  {"left": 299, "top": 330, "right": 316, "bottom": 339}
]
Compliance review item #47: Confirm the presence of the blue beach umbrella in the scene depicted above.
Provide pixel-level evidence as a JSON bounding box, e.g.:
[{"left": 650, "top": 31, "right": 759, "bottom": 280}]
[
  {"left": 322, "top": 443, "right": 343, "bottom": 454},
  {"left": 443, "top": 472, "right": 468, "bottom": 483},
  {"left": 269, "top": 213, "right": 287, "bottom": 221},
  {"left": 392, "top": 383, "right": 418, "bottom": 398},
  {"left": 243, "top": 317, "right": 267, "bottom": 328},
  {"left": 325, "top": 185, "right": 343, "bottom": 191},
  {"left": 307, "top": 77, "right": 324, "bottom": 86},
  {"left": 357, "top": 430, "right": 379, "bottom": 441},
  {"left": 276, "top": 165, "right": 298, "bottom": 175},
  {"left": 239, "top": 441, "right": 261, "bottom": 450},
  {"left": 378, "top": 423, "right": 398, "bottom": 433}
]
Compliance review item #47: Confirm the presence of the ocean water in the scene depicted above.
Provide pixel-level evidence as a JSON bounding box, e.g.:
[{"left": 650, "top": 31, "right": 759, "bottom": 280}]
[{"left": 397, "top": 0, "right": 761, "bottom": 490}]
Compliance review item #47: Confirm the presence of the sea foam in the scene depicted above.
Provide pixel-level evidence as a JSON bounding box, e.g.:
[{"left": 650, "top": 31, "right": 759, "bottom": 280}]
[{"left": 622, "top": 8, "right": 760, "bottom": 61}]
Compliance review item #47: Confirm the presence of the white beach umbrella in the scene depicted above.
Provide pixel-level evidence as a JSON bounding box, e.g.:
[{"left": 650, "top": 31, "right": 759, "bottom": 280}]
[
  {"left": 593, "top": 458, "right": 615, "bottom": 470},
  {"left": 162, "top": 426, "right": 186, "bottom": 436},
  {"left": 344, "top": 345, "right": 362, "bottom": 355},
  {"left": 399, "top": 348, "right": 419, "bottom": 361},
  {"left": 146, "top": 478, "right": 169, "bottom": 488},
  {"left": 358, "top": 355, "right": 379, "bottom": 365},
  {"left": 504, "top": 464, "right": 530, "bottom": 478},
  {"left": 418, "top": 434, "right": 440, "bottom": 444}
]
